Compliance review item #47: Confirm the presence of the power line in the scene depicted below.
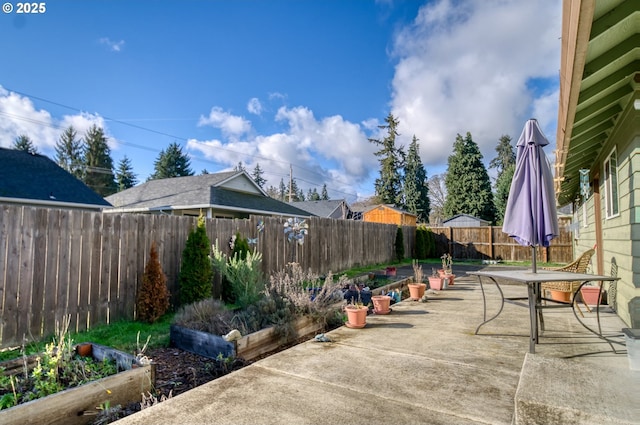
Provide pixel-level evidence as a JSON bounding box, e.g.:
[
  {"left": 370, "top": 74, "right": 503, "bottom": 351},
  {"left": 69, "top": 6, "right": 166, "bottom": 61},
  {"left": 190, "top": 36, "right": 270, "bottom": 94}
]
[{"left": 1, "top": 87, "right": 363, "bottom": 200}]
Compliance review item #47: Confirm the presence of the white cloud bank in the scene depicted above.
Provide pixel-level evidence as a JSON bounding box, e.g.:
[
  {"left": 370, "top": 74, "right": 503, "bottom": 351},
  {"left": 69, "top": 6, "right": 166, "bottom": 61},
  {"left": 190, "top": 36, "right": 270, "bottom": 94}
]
[{"left": 390, "top": 0, "right": 561, "bottom": 170}]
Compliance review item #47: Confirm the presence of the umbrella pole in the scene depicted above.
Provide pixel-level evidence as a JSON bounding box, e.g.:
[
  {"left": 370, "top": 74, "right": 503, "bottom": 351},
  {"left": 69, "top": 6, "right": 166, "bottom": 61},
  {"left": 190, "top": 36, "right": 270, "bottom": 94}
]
[{"left": 531, "top": 246, "right": 537, "bottom": 273}]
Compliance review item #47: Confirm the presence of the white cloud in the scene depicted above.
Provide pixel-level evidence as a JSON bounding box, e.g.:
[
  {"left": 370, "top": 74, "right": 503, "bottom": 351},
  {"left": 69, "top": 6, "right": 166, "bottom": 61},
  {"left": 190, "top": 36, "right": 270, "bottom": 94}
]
[
  {"left": 198, "top": 107, "right": 252, "bottom": 137},
  {"left": 247, "top": 98, "right": 263, "bottom": 115},
  {"left": 0, "top": 87, "right": 118, "bottom": 153},
  {"left": 390, "top": 0, "right": 561, "bottom": 171},
  {"left": 99, "top": 37, "right": 125, "bottom": 52}
]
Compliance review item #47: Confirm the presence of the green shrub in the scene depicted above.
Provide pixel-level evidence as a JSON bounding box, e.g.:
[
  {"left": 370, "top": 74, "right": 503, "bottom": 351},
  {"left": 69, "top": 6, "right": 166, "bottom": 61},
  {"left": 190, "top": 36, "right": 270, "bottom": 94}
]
[
  {"left": 415, "top": 226, "right": 427, "bottom": 259},
  {"left": 211, "top": 242, "right": 264, "bottom": 310},
  {"left": 136, "top": 241, "right": 170, "bottom": 323},
  {"left": 425, "top": 228, "right": 436, "bottom": 258},
  {"left": 173, "top": 298, "right": 234, "bottom": 335},
  {"left": 395, "top": 226, "right": 404, "bottom": 261},
  {"left": 178, "top": 215, "right": 213, "bottom": 305}
]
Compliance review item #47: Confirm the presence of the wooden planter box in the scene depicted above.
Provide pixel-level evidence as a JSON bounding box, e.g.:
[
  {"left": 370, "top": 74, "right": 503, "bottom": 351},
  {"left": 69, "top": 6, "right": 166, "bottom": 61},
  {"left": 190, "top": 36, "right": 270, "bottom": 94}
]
[
  {"left": 171, "top": 316, "right": 324, "bottom": 362},
  {"left": 0, "top": 343, "right": 154, "bottom": 425}
]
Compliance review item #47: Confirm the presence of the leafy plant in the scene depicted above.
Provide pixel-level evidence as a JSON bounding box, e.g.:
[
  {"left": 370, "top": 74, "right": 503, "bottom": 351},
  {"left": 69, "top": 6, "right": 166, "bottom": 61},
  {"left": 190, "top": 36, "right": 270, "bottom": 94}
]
[{"left": 211, "top": 241, "right": 264, "bottom": 310}]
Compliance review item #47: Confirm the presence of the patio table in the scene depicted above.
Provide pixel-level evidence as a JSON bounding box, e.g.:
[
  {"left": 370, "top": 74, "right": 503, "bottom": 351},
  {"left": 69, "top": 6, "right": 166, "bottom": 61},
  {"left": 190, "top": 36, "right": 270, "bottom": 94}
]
[{"left": 468, "top": 269, "right": 620, "bottom": 354}]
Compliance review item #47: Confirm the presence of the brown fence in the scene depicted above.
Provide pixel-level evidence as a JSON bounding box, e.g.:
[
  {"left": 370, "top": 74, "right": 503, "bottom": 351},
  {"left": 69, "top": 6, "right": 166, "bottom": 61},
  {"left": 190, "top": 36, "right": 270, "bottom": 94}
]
[
  {"left": 0, "top": 205, "right": 412, "bottom": 349},
  {"left": 428, "top": 220, "right": 572, "bottom": 263},
  {"left": 0, "top": 204, "right": 571, "bottom": 349}
]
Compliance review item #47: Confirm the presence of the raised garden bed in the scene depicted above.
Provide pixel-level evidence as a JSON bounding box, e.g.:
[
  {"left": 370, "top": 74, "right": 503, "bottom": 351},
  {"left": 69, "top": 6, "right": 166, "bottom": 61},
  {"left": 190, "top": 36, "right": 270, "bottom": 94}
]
[
  {"left": 0, "top": 343, "right": 154, "bottom": 425},
  {"left": 171, "top": 316, "right": 325, "bottom": 361}
]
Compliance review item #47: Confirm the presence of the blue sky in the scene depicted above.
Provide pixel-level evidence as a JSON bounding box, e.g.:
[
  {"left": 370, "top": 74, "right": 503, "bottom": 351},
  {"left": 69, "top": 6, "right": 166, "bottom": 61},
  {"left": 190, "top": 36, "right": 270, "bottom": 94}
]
[{"left": 0, "top": 0, "right": 561, "bottom": 202}]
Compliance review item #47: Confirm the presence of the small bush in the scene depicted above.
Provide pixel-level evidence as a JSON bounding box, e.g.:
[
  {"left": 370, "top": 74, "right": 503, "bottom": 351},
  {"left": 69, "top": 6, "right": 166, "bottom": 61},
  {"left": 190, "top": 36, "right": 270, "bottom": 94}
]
[
  {"left": 395, "top": 226, "right": 404, "bottom": 261},
  {"left": 137, "top": 241, "right": 170, "bottom": 323},
  {"left": 173, "top": 298, "right": 234, "bottom": 335},
  {"left": 415, "top": 226, "right": 427, "bottom": 259},
  {"left": 179, "top": 215, "right": 213, "bottom": 305},
  {"left": 212, "top": 241, "right": 264, "bottom": 310}
]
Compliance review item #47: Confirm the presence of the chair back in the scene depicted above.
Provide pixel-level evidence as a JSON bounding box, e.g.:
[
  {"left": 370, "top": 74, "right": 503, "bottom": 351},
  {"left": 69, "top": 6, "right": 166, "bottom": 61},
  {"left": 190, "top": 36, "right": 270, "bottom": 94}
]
[{"left": 564, "top": 249, "right": 595, "bottom": 274}]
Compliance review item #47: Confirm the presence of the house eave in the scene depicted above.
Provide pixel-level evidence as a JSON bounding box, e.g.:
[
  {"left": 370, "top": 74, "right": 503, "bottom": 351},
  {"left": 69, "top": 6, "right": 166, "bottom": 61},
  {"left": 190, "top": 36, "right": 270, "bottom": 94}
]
[{"left": 0, "top": 197, "right": 109, "bottom": 211}]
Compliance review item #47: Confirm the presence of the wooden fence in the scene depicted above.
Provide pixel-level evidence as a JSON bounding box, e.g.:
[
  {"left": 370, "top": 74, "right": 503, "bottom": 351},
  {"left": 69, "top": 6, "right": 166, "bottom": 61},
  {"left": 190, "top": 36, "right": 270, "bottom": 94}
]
[
  {"left": 0, "top": 205, "right": 411, "bottom": 348},
  {"left": 0, "top": 204, "right": 571, "bottom": 349}
]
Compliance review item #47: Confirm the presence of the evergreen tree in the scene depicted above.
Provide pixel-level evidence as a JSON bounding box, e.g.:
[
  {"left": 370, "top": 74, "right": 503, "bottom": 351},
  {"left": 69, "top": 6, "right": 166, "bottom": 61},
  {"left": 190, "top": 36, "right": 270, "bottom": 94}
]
[
  {"left": 55, "top": 126, "right": 84, "bottom": 179},
  {"left": 489, "top": 135, "right": 516, "bottom": 178},
  {"left": 307, "top": 188, "right": 320, "bottom": 201},
  {"left": 116, "top": 155, "right": 138, "bottom": 191},
  {"left": 234, "top": 161, "right": 245, "bottom": 172},
  {"left": 252, "top": 163, "right": 266, "bottom": 189},
  {"left": 149, "top": 142, "right": 194, "bottom": 180},
  {"left": 494, "top": 163, "right": 515, "bottom": 225},
  {"left": 136, "top": 241, "right": 170, "bottom": 323},
  {"left": 83, "top": 125, "right": 116, "bottom": 196},
  {"left": 178, "top": 215, "right": 213, "bottom": 305},
  {"left": 369, "top": 113, "right": 404, "bottom": 206},
  {"left": 13, "top": 135, "right": 38, "bottom": 154},
  {"left": 286, "top": 178, "right": 302, "bottom": 202},
  {"left": 443, "top": 132, "right": 496, "bottom": 224},
  {"left": 278, "top": 178, "right": 287, "bottom": 201},
  {"left": 321, "top": 184, "right": 329, "bottom": 200},
  {"left": 403, "top": 135, "right": 430, "bottom": 223},
  {"left": 490, "top": 135, "right": 516, "bottom": 225},
  {"left": 297, "top": 188, "right": 305, "bottom": 201},
  {"left": 265, "top": 185, "right": 279, "bottom": 199}
]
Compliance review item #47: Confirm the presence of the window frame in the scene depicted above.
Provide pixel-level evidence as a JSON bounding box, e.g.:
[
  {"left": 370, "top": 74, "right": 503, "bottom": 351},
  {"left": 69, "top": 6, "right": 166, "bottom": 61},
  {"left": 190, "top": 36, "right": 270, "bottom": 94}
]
[{"left": 603, "top": 147, "right": 619, "bottom": 219}]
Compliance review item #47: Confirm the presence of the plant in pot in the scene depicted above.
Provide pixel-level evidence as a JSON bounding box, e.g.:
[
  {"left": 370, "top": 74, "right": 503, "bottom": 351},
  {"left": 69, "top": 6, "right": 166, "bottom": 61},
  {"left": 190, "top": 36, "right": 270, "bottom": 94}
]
[
  {"left": 440, "top": 253, "right": 455, "bottom": 286},
  {"left": 371, "top": 293, "right": 392, "bottom": 315},
  {"left": 428, "top": 268, "right": 444, "bottom": 291},
  {"left": 408, "top": 260, "right": 427, "bottom": 300},
  {"left": 344, "top": 295, "right": 369, "bottom": 329}
]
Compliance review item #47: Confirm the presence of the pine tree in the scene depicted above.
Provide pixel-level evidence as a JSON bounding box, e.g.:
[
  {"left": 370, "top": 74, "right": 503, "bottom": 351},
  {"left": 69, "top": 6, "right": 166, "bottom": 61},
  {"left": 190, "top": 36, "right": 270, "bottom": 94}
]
[
  {"left": 83, "top": 125, "right": 117, "bottom": 196},
  {"left": 494, "top": 163, "right": 515, "bottom": 225},
  {"left": 369, "top": 113, "right": 404, "bottom": 206},
  {"left": 116, "top": 155, "right": 138, "bottom": 191},
  {"left": 321, "top": 184, "right": 329, "bottom": 200},
  {"left": 13, "top": 135, "right": 38, "bottom": 154},
  {"left": 55, "top": 126, "right": 84, "bottom": 179},
  {"left": 278, "top": 178, "right": 287, "bottom": 201},
  {"left": 307, "top": 188, "right": 320, "bottom": 201},
  {"left": 403, "top": 135, "right": 430, "bottom": 223},
  {"left": 443, "top": 132, "right": 496, "bottom": 224},
  {"left": 149, "top": 142, "right": 194, "bottom": 180},
  {"left": 286, "top": 178, "right": 302, "bottom": 202},
  {"left": 136, "top": 241, "right": 170, "bottom": 323},
  {"left": 234, "top": 161, "right": 245, "bottom": 172},
  {"left": 252, "top": 163, "right": 266, "bottom": 189},
  {"left": 178, "top": 215, "right": 213, "bottom": 305},
  {"left": 490, "top": 135, "right": 516, "bottom": 224}
]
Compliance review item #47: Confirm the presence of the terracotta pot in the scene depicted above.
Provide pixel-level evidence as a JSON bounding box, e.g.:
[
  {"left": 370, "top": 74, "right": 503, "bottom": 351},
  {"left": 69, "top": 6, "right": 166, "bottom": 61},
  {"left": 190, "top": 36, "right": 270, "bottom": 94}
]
[
  {"left": 345, "top": 305, "right": 367, "bottom": 328},
  {"left": 580, "top": 286, "right": 601, "bottom": 305},
  {"left": 372, "top": 295, "right": 392, "bottom": 314},
  {"left": 386, "top": 267, "right": 397, "bottom": 277},
  {"left": 549, "top": 290, "right": 571, "bottom": 303},
  {"left": 446, "top": 274, "right": 455, "bottom": 286},
  {"left": 428, "top": 276, "right": 444, "bottom": 291},
  {"left": 408, "top": 282, "right": 427, "bottom": 299},
  {"left": 76, "top": 343, "right": 92, "bottom": 357}
]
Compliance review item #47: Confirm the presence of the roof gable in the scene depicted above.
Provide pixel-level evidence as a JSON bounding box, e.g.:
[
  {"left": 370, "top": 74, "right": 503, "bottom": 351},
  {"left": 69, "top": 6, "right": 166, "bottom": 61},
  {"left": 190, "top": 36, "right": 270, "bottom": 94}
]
[
  {"left": 291, "top": 199, "right": 350, "bottom": 217},
  {"left": 0, "top": 148, "right": 111, "bottom": 209}
]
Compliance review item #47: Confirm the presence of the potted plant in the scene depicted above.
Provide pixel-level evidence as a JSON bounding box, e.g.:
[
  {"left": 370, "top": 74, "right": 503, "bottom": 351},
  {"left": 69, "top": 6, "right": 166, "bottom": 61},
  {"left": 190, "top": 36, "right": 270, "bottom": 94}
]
[
  {"left": 408, "top": 260, "right": 427, "bottom": 300},
  {"left": 344, "top": 300, "right": 368, "bottom": 328},
  {"left": 385, "top": 266, "right": 397, "bottom": 277},
  {"left": 371, "top": 294, "right": 392, "bottom": 314},
  {"left": 580, "top": 284, "right": 602, "bottom": 305},
  {"left": 428, "top": 268, "right": 444, "bottom": 291},
  {"left": 440, "top": 253, "right": 455, "bottom": 286}
]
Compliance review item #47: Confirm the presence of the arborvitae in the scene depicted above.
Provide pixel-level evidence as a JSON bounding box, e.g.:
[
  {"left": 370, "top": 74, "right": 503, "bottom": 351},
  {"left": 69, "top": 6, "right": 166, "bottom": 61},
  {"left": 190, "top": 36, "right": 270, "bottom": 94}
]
[
  {"left": 136, "top": 241, "right": 170, "bottom": 323},
  {"left": 395, "top": 226, "right": 405, "bottom": 261},
  {"left": 178, "top": 215, "right": 213, "bottom": 305},
  {"left": 415, "top": 226, "right": 427, "bottom": 260}
]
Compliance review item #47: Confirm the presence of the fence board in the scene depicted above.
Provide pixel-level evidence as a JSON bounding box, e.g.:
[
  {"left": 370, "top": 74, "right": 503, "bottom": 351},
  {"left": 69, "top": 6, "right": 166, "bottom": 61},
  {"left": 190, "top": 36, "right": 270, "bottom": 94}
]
[
  {"left": 67, "top": 210, "right": 83, "bottom": 329},
  {"left": 17, "top": 207, "right": 36, "bottom": 344},
  {"left": 55, "top": 209, "right": 70, "bottom": 324},
  {"left": 42, "top": 209, "right": 60, "bottom": 338},
  {"left": 2, "top": 206, "right": 22, "bottom": 347}
]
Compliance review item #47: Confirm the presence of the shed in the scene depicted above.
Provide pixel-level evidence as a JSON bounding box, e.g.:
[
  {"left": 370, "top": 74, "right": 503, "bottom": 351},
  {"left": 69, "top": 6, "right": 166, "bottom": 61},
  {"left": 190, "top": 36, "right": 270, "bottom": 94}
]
[
  {"left": 442, "top": 214, "right": 490, "bottom": 227},
  {"left": 362, "top": 204, "right": 417, "bottom": 226}
]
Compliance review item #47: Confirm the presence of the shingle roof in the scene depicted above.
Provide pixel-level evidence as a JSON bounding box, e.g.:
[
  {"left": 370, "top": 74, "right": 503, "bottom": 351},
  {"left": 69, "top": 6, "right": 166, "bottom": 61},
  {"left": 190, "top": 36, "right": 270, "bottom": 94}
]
[
  {"left": 291, "top": 200, "right": 348, "bottom": 217},
  {"left": 105, "top": 172, "right": 312, "bottom": 217},
  {"left": 0, "top": 148, "right": 111, "bottom": 209}
]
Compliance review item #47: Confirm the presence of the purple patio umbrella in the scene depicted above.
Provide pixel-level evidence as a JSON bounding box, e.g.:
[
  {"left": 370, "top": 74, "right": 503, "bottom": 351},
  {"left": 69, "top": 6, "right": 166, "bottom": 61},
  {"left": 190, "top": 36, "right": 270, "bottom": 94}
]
[{"left": 502, "top": 119, "right": 559, "bottom": 272}]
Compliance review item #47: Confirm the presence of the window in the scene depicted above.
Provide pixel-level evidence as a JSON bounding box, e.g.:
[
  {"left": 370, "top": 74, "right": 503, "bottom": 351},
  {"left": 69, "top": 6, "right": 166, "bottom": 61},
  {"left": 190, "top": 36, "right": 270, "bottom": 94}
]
[{"left": 604, "top": 148, "right": 619, "bottom": 218}]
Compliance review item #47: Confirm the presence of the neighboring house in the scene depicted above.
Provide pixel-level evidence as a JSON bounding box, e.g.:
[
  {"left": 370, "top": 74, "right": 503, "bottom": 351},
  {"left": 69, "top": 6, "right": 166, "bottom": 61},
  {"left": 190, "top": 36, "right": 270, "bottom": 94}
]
[
  {"left": 362, "top": 204, "right": 417, "bottom": 226},
  {"left": 292, "top": 199, "right": 353, "bottom": 219},
  {"left": 442, "top": 214, "right": 490, "bottom": 227},
  {"left": 555, "top": 1, "right": 639, "bottom": 327},
  {"left": 0, "top": 147, "right": 112, "bottom": 211},
  {"left": 105, "top": 171, "right": 311, "bottom": 219}
]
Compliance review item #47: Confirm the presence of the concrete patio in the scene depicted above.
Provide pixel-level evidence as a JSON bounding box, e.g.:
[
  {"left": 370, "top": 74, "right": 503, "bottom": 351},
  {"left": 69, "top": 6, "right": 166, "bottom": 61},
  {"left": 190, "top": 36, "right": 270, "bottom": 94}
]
[{"left": 115, "top": 267, "right": 639, "bottom": 425}]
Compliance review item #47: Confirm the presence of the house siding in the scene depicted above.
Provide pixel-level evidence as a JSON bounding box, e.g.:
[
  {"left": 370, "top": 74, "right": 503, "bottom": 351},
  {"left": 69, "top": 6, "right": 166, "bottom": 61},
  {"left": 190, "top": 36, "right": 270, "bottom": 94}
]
[{"left": 575, "top": 104, "right": 639, "bottom": 327}]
